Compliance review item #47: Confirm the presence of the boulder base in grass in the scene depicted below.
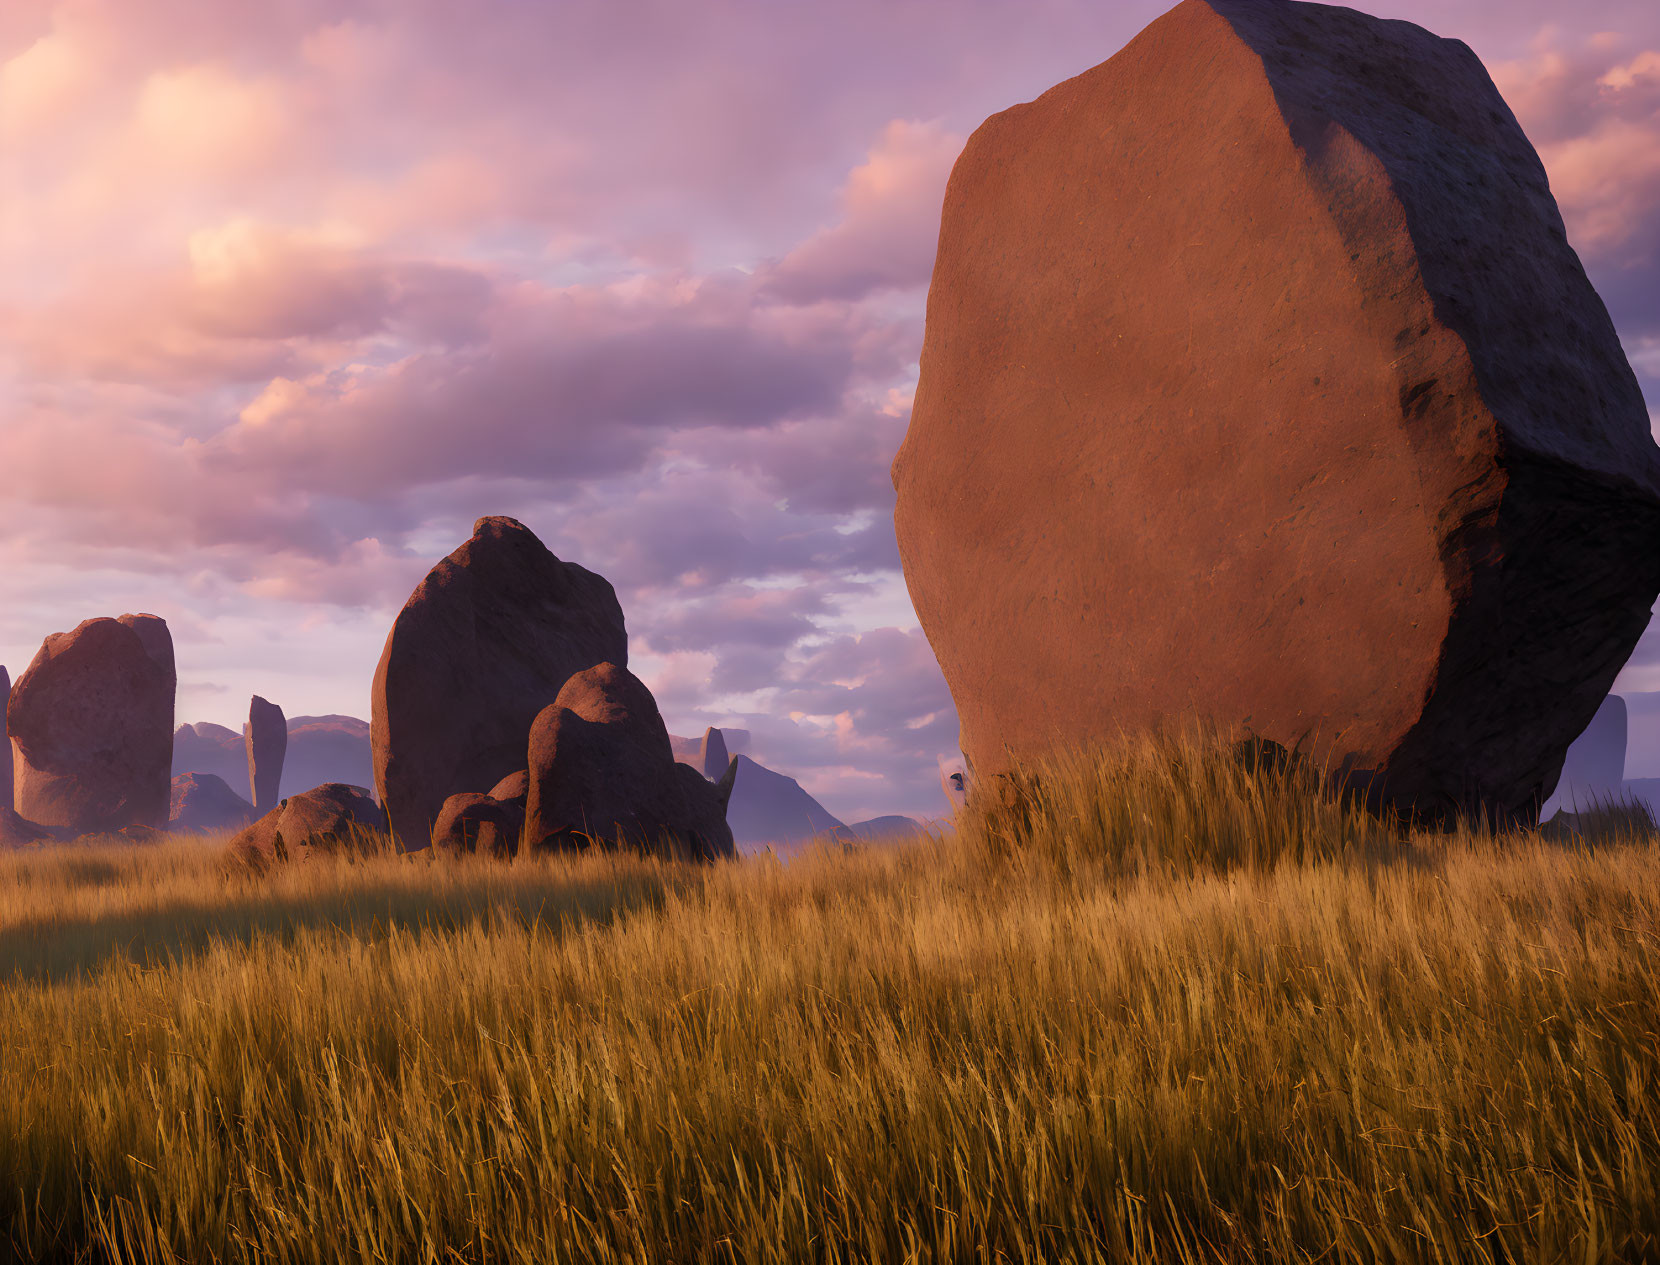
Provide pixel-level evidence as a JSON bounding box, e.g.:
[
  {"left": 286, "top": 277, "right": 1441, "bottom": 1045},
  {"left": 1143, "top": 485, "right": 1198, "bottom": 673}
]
[
  {"left": 230, "top": 783, "right": 385, "bottom": 864},
  {"left": 7, "top": 615, "right": 176, "bottom": 832},
  {"left": 0, "top": 807, "right": 55, "bottom": 849},
  {"left": 372, "top": 517, "right": 628, "bottom": 848},
  {"left": 432, "top": 791, "right": 525, "bottom": 858},
  {"left": 891, "top": 0, "right": 1660, "bottom": 827},
  {"left": 525, "top": 662, "right": 735, "bottom": 860},
  {"left": 245, "top": 695, "right": 287, "bottom": 811},
  {"left": 169, "top": 772, "right": 255, "bottom": 833}
]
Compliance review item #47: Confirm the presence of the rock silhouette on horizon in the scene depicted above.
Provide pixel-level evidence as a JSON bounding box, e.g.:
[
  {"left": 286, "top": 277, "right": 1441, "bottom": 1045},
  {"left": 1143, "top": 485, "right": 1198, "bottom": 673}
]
[
  {"left": 7, "top": 615, "right": 176, "bottom": 832},
  {"left": 892, "top": 0, "right": 1660, "bottom": 826},
  {"left": 525, "top": 662, "right": 735, "bottom": 860},
  {"left": 372, "top": 516, "right": 627, "bottom": 847},
  {"left": 169, "top": 772, "right": 255, "bottom": 833},
  {"left": 245, "top": 695, "right": 287, "bottom": 811}
]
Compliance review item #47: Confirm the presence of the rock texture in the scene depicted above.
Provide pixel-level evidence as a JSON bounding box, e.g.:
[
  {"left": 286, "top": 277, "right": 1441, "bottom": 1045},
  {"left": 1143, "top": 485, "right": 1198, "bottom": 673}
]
[
  {"left": 525, "top": 662, "right": 735, "bottom": 860},
  {"left": 1, "top": 665, "right": 11, "bottom": 813},
  {"left": 244, "top": 695, "right": 287, "bottom": 811},
  {"left": 432, "top": 791, "right": 524, "bottom": 858},
  {"left": 230, "top": 783, "right": 385, "bottom": 864},
  {"left": 169, "top": 772, "right": 255, "bottom": 833},
  {"left": 892, "top": 0, "right": 1660, "bottom": 826},
  {"left": 7, "top": 615, "right": 176, "bottom": 832},
  {"left": 372, "top": 517, "right": 627, "bottom": 847}
]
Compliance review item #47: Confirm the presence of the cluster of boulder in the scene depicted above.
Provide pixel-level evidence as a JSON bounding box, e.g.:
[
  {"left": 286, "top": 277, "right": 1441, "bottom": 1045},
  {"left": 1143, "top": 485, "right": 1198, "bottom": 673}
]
[
  {"left": 3, "top": 514, "right": 921, "bottom": 861},
  {"left": 371, "top": 516, "right": 737, "bottom": 859},
  {"left": 893, "top": 0, "right": 1660, "bottom": 826}
]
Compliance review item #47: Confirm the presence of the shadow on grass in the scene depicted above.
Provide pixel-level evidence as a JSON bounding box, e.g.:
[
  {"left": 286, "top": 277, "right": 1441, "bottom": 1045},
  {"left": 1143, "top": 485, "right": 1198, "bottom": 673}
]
[{"left": 0, "top": 849, "right": 681, "bottom": 985}]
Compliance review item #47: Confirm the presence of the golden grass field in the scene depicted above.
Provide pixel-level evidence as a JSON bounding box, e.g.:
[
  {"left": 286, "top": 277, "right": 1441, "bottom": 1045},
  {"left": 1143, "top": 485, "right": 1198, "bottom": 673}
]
[{"left": 2, "top": 733, "right": 1657, "bottom": 1263}]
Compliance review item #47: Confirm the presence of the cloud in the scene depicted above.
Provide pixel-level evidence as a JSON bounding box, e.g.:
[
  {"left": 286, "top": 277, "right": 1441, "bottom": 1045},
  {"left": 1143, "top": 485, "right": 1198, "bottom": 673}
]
[
  {"left": 763, "top": 119, "right": 964, "bottom": 303},
  {"left": 1492, "top": 29, "right": 1660, "bottom": 339}
]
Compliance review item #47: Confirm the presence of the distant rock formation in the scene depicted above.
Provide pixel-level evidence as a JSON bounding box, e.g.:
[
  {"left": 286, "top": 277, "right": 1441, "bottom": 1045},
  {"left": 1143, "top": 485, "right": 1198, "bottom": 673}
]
[
  {"left": 699, "top": 727, "right": 730, "bottom": 781},
  {"left": 724, "top": 754, "right": 844, "bottom": 850},
  {"left": 281, "top": 716, "right": 373, "bottom": 801},
  {"left": 230, "top": 783, "right": 385, "bottom": 865},
  {"left": 244, "top": 695, "right": 287, "bottom": 811},
  {"left": 1, "top": 665, "right": 11, "bottom": 814},
  {"left": 831, "top": 816, "right": 928, "bottom": 845},
  {"left": 525, "top": 662, "right": 735, "bottom": 860},
  {"left": 169, "top": 772, "right": 255, "bottom": 834},
  {"left": 372, "top": 517, "right": 627, "bottom": 847},
  {"left": 174, "top": 714, "right": 375, "bottom": 802},
  {"left": 891, "top": 0, "right": 1660, "bottom": 827},
  {"left": 1553, "top": 690, "right": 1620, "bottom": 796},
  {"left": 8, "top": 615, "right": 176, "bottom": 832},
  {"left": 670, "top": 728, "right": 751, "bottom": 767}
]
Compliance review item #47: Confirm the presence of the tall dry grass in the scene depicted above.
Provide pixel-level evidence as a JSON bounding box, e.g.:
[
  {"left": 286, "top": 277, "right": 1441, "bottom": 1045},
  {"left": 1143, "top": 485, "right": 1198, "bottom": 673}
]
[{"left": 0, "top": 734, "right": 1657, "bottom": 1263}]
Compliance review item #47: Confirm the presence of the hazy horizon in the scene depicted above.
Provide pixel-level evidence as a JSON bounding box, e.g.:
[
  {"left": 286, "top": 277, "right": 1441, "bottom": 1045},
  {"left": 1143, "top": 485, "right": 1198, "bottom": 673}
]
[{"left": 4, "top": 0, "right": 1659, "bottom": 823}]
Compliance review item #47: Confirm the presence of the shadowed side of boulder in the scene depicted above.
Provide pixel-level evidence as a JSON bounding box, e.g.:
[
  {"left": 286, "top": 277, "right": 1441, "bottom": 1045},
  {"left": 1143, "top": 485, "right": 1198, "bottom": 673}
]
[{"left": 525, "top": 663, "right": 735, "bottom": 861}]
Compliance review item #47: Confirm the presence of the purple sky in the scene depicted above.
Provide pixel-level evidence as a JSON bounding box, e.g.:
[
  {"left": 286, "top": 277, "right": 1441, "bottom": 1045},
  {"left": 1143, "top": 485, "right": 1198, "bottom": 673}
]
[{"left": 3, "top": 0, "right": 1660, "bottom": 822}]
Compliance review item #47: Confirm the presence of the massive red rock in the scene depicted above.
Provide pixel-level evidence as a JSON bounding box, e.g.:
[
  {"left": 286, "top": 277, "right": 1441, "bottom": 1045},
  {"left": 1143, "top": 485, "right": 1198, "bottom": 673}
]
[
  {"left": 892, "top": 0, "right": 1660, "bottom": 825},
  {"left": 7, "top": 615, "right": 176, "bottom": 832},
  {"left": 244, "top": 695, "right": 286, "bottom": 811},
  {"left": 525, "top": 662, "right": 735, "bottom": 860},
  {"left": 372, "top": 517, "right": 627, "bottom": 847}
]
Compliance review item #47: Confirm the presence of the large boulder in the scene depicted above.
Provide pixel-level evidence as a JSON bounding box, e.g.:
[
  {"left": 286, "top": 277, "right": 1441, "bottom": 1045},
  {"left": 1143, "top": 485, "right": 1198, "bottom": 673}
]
[
  {"left": 892, "top": 0, "right": 1660, "bottom": 826},
  {"left": 7, "top": 615, "right": 176, "bottom": 832},
  {"left": 169, "top": 772, "right": 255, "bottom": 833},
  {"left": 1, "top": 665, "right": 11, "bottom": 813},
  {"left": 431, "top": 791, "right": 525, "bottom": 858},
  {"left": 525, "top": 662, "right": 735, "bottom": 860},
  {"left": 229, "top": 783, "right": 385, "bottom": 864},
  {"left": 372, "top": 517, "right": 627, "bottom": 847},
  {"left": 244, "top": 695, "right": 287, "bottom": 811}
]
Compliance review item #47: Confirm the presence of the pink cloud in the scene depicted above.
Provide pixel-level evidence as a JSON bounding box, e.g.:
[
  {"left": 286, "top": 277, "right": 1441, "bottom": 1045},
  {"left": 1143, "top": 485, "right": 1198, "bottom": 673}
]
[{"left": 764, "top": 119, "right": 965, "bottom": 303}]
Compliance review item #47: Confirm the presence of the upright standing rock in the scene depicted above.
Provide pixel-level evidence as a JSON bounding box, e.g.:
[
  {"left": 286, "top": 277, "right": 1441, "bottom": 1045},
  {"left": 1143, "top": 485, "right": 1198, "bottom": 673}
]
[
  {"left": 699, "top": 727, "right": 730, "bottom": 781},
  {"left": 244, "top": 695, "right": 287, "bottom": 810},
  {"left": 892, "top": 0, "right": 1660, "bottom": 825},
  {"left": 7, "top": 615, "right": 176, "bottom": 832},
  {"left": 0, "top": 666, "right": 12, "bottom": 814},
  {"left": 372, "top": 517, "right": 628, "bottom": 847}
]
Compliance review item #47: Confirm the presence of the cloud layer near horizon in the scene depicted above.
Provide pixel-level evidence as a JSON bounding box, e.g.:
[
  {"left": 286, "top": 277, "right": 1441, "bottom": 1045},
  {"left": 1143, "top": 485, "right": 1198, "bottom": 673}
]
[{"left": 4, "top": 0, "right": 1660, "bottom": 819}]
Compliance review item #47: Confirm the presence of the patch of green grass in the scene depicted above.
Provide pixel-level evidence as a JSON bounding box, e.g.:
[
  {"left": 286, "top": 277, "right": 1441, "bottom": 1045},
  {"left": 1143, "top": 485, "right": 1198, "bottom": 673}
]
[{"left": 1, "top": 735, "right": 1658, "bottom": 1262}]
